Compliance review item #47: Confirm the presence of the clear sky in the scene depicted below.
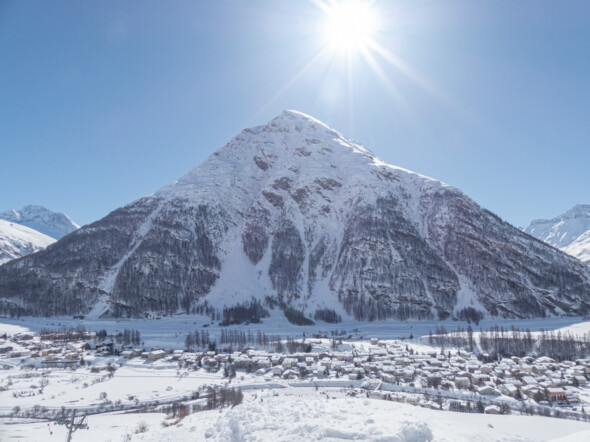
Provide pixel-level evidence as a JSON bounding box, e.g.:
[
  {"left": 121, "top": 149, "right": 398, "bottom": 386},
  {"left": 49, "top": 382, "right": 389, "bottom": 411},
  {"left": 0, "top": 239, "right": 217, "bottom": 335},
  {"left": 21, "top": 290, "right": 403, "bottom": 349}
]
[{"left": 1, "top": 0, "right": 589, "bottom": 227}]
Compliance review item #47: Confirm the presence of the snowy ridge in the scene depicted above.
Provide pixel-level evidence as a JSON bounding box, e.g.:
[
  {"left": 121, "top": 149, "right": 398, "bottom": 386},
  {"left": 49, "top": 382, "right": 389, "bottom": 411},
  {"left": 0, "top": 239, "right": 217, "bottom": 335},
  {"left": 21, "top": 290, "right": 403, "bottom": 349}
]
[
  {"left": 1, "top": 110, "right": 590, "bottom": 319},
  {"left": 0, "top": 205, "right": 79, "bottom": 240},
  {"left": 564, "top": 230, "right": 590, "bottom": 264},
  {"left": 525, "top": 204, "right": 590, "bottom": 264},
  {"left": 0, "top": 219, "right": 55, "bottom": 265}
]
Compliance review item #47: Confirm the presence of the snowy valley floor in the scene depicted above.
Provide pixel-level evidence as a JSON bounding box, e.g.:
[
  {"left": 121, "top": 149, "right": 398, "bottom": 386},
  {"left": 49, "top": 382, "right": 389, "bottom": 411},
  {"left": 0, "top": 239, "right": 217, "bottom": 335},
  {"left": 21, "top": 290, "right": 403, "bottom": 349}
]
[
  {"left": 3, "top": 388, "right": 590, "bottom": 441},
  {"left": 135, "top": 388, "right": 590, "bottom": 442},
  {"left": 1, "top": 311, "right": 589, "bottom": 349},
  {"left": 3, "top": 315, "right": 590, "bottom": 441}
]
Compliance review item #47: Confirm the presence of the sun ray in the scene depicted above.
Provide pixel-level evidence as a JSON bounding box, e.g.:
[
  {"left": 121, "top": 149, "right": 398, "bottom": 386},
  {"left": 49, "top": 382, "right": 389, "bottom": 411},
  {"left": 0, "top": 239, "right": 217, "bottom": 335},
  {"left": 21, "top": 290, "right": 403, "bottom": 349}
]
[
  {"left": 251, "top": 45, "right": 334, "bottom": 123},
  {"left": 308, "top": 1, "right": 474, "bottom": 123},
  {"left": 366, "top": 39, "right": 466, "bottom": 114},
  {"left": 359, "top": 44, "right": 404, "bottom": 103},
  {"left": 320, "top": 0, "right": 380, "bottom": 54},
  {"left": 347, "top": 51, "right": 355, "bottom": 130}
]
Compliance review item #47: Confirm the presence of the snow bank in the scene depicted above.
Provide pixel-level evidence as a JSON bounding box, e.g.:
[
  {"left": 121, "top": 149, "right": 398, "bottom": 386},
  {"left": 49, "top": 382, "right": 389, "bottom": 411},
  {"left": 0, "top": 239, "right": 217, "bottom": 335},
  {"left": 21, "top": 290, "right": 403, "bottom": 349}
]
[{"left": 133, "top": 388, "right": 590, "bottom": 442}]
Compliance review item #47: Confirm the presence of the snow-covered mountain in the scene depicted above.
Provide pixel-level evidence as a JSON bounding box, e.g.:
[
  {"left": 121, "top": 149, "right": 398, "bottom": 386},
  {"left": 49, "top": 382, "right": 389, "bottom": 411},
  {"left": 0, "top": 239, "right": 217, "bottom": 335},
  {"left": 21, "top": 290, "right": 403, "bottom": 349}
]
[
  {"left": 524, "top": 205, "right": 590, "bottom": 264},
  {"left": 0, "top": 219, "right": 56, "bottom": 265},
  {"left": 0, "top": 205, "right": 79, "bottom": 265},
  {"left": 1, "top": 111, "right": 589, "bottom": 319},
  {"left": 0, "top": 205, "right": 79, "bottom": 240}
]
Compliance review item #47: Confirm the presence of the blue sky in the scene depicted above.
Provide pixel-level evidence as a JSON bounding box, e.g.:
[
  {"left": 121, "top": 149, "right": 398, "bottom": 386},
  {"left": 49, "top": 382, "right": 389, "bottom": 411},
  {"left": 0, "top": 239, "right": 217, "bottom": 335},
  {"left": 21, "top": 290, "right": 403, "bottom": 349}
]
[{"left": 1, "top": 0, "right": 589, "bottom": 227}]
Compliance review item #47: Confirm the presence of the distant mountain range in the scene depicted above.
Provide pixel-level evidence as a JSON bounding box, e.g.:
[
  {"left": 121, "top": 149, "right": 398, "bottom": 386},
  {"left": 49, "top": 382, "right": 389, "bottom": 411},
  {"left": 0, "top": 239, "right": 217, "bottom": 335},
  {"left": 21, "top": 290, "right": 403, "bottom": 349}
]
[
  {"left": 0, "top": 206, "right": 79, "bottom": 265},
  {"left": 0, "top": 111, "right": 589, "bottom": 320},
  {"left": 525, "top": 205, "right": 590, "bottom": 265},
  {"left": 0, "top": 205, "right": 79, "bottom": 240}
]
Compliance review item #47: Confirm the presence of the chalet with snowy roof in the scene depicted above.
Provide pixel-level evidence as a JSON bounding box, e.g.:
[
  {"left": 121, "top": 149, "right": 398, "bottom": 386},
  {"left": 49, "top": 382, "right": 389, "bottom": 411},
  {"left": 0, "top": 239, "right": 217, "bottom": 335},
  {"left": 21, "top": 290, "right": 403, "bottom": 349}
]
[
  {"left": 478, "top": 385, "right": 499, "bottom": 395},
  {"left": 532, "top": 365, "right": 548, "bottom": 375},
  {"left": 484, "top": 405, "right": 501, "bottom": 414},
  {"left": 454, "top": 376, "right": 470, "bottom": 388},
  {"left": 521, "top": 376, "right": 538, "bottom": 386},
  {"left": 499, "top": 383, "right": 519, "bottom": 397},
  {"left": 121, "top": 350, "right": 135, "bottom": 358},
  {"left": 148, "top": 349, "right": 166, "bottom": 361},
  {"left": 471, "top": 373, "right": 489, "bottom": 384},
  {"left": 574, "top": 375, "right": 587, "bottom": 386}
]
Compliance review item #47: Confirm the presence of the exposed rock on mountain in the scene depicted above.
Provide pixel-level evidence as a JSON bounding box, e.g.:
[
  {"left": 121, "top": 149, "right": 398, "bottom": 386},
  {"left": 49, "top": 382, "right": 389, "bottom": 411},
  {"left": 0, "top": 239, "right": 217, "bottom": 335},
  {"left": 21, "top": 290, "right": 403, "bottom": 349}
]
[{"left": 1, "top": 111, "right": 589, "bottom": 320}]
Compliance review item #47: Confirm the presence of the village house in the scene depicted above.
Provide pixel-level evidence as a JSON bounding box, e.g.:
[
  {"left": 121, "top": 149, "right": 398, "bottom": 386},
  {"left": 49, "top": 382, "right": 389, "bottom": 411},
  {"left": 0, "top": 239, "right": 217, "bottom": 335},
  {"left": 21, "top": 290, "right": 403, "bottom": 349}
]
[
  {"left": 471, "top": 373, "right": 489, "bottom": 385},
  {"left": 454, "top": 376, "right": 470, "bottom": 388},
  {"left": 382, "top": 373, "right": 396, "bottom": 384},
  {"left": 0, "top": 345, "right": 14, "bottom": 354},
  {"left": 8, "top": 349, "right": 31, "bottom": 358},
  {"left": 532, "top": 365, "right": 547, "bottom": 375},
  {"left": 499, "top": 383, "right": 519, "bottom": 398},
  {"left": 546, "top": 387, "right": 567, "bottom": 402},
  {"left": 171, "top": 350, "right": 184, "bottom": 360},
  {"left": 64, "top": 352, "right": 80, "bottom": 361},
  {"left": 565, "top": 390, "right": 581, "bottom": 404},
  {"left": 426, "top": 373, "right": 442, "bottom": 387},
  {"left": 484, "top": 405, "right": 501, "bottom": 414},
  {"left": 521, "top": 376, "right": 538, "bottom": 386},
  {"left": 522, "top": 385, "right": 541, "bottom": 399},
  {"left": 478, "top": 385, "right": 499, "bottom": 396},
  {"left": 148, "top": 349, "right": 166, "bottom": 361}
]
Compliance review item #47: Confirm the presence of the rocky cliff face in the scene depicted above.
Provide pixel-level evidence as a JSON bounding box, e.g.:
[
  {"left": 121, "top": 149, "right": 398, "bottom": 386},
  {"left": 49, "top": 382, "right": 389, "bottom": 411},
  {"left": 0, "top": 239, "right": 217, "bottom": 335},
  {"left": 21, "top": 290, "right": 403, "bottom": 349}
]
[
  {"left": 1, "top": 111, "right": 589, "bottom": 320},
  {"left": 525, "top": 205, "right": 590, "bottom": 265}
]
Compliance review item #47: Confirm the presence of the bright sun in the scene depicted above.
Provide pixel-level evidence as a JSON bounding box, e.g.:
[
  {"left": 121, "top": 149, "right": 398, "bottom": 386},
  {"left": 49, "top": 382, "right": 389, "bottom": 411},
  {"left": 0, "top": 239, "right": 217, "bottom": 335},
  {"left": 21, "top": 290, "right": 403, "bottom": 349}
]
[{"left": 323, "top": 1, "right": 379, "bottom": 53}]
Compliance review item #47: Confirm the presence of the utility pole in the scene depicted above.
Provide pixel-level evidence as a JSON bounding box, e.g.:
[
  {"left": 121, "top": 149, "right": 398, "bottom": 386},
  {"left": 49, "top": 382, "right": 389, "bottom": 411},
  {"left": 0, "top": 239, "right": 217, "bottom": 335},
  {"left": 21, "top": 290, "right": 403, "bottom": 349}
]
[{"left": 55, "top": 409, "right": 88, "bottom": 442}]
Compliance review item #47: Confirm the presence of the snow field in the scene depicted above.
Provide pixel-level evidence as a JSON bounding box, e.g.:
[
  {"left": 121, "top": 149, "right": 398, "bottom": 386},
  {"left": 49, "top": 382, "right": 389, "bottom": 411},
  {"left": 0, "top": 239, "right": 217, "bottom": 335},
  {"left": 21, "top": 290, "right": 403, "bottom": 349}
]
[
  {"left": 4, "top": 386, "right": 590, "bottom": 441},
  {"left": 2, "top": 314, "right": 589, "bottom": 351},
  {"left": 133, "top": 387, "right": 590, "bottom": 442},
  {"left": 0, "top": 411, "right": 168, "bottom": 442}
]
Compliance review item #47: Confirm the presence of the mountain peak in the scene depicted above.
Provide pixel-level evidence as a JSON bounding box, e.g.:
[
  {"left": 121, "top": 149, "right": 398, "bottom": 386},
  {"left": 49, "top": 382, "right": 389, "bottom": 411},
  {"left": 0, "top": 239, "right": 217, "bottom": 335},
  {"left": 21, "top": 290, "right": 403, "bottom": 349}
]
[
  {"left": 269, "top": 110, "right": 335, "bottom": 132},
  {"left": 0, "top": 205, "right": 79, "bottom": 240},
  {"left": 525, "top": 204, "right": 590, "bottom": 262},
  {"left": 563, "top": 204, "right": 590, "bottom": 220},
  {"left": 530, "top": 204, "right": 590, "bottom": 226},
  {"left": 3, "top": 113, "right": 589, "bottom": 320},
  {"left": 159, "top": 110, "right": 381, "bottom": 200},
  {"left": 261, "top": 110, "right": 355, "bottom": 150}
]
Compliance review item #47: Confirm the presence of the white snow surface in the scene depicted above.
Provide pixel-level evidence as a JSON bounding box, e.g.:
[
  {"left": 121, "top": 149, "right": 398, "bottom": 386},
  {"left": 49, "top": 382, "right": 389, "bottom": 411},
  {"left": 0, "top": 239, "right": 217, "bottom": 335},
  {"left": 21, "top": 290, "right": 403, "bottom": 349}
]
[
  {"left": 158, "top": 110, "right": 450, "bottom": 206},
  {"left": 4, "top": 386, "right": 590, "bottom": 441},
  {"left": 525, "top": 204, "right": 590, "bottom": 264},
  {"left": 152, "top": 109, "right": 457, "bottom": 313},
  {"left": 564, "top": 230, "right": 590, "bottom": 265},
  {"left": 0, "top": 204, "right": 79, "bottom": 240},
  {"left": 0, "top": 219, "right": 55, "bottom": 265},
  {"left": 3, "top": 315, "right": 590, "bottom": 440},
  {"left": 130, "top": 389, "right": 590, "bottom": 441},
  {"left": 1, "top": 313, "right": 589, "bottom": 351}
]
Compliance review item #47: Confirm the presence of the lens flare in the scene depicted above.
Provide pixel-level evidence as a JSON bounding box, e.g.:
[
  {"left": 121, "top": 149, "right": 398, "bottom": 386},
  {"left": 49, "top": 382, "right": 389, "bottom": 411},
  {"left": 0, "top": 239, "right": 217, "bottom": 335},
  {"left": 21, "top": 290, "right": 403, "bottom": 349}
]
[{"left": 323, "top": 1, "right": 379, "bottom": 53}]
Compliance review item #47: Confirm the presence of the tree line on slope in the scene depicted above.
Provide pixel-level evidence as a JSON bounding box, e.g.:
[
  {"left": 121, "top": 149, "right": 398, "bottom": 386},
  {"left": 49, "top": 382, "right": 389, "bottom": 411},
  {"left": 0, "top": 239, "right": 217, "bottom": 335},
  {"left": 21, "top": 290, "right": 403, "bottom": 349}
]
[{"left": 430, "top": 324, "right": 590, "bottom": 361}]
